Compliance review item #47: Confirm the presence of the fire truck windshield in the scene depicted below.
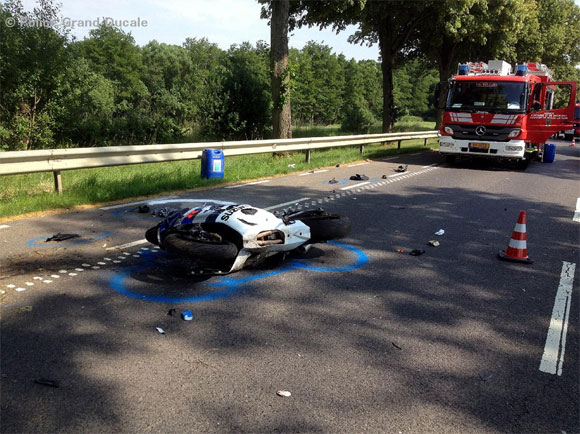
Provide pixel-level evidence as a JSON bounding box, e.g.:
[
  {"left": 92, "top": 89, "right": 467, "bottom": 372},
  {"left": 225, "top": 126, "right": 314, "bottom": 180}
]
[{"left": 446, "top": 81, "right": 527, "bottom": 113}]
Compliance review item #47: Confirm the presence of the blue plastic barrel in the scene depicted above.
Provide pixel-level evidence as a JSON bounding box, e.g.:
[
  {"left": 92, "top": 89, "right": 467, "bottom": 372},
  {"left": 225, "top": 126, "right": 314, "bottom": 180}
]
[
  {"left": 201, "top": 149, "right": 225, "bottom": 179},
  {"left": 543, "top": 143, "right": 556, "bottom": 163}
]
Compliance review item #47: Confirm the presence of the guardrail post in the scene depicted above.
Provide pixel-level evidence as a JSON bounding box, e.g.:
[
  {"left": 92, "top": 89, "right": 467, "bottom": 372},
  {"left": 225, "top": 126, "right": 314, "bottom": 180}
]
[
  {"left": 424, "top": 138, "right": 428, "bottom": 146},
  {"left": 397, "top": 140, "right": 402, "bottom": 150},
  {"left": 360, "top": 144, "right": 364, "bottom": 154},
  {"left": 305, "top": 149, "right": 311, "bottom": 163},
  {"left": 53, "top": 171, "right": 63, "bottom": 194}
]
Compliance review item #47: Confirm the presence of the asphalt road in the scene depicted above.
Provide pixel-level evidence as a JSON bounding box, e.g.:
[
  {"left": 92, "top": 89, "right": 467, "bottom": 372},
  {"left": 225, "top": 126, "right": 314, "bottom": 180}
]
[{"left": 1, "top": 141, "right": 579, "bottom": 434}]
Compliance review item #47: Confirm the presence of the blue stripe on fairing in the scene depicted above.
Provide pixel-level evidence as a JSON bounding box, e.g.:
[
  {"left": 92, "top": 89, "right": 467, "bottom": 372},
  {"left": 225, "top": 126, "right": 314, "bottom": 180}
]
[{"left": 108, "top": 241, "right": 368, "bottom": 303}]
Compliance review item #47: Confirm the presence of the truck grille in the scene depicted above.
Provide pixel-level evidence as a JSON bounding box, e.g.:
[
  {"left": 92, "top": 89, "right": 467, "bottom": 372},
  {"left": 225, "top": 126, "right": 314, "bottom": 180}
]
[{"left": 449, "top": 124, "right": 513, "bottom": 142}]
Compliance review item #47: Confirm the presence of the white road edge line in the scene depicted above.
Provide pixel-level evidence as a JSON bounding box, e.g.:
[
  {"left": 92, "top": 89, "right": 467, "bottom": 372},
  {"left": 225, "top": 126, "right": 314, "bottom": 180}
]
[
  {"left": 100, "top": 196, "right": 178, "bottom": 210},
  {"left": 265, "top": 198, "right": 311, "bottom": 211},
  {"left": 347, "top": 162, "right": 369, "bottom": 167},
  {"left": 573, "top": 197, "right": 580, "bottom": 223},
  {"left": 340, "top": 181, "right": 371, "bottom": 191},
  {"left": 539, "top": 261, "right": 576, "bottom": 376},
  {"left": 106, "top": 239, "right": 148, "bottom": 250},
  {"left": 0, "top": 225, "right": 9, "bottom": 230},
  {"left": 225, "top": 180, "right": 271, "bottom": 189},
  {"left": 298, "top": 169, "right": 329, "bottom": 177}
]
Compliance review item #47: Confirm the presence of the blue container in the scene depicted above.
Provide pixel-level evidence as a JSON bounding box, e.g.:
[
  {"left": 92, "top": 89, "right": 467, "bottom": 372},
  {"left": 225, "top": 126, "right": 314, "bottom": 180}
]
[
  {"left": 543, "top": 143, "right": 556, "bottom": 163},
  {"left": 201, "top": 149, "right": 225, "bottom": 179}
]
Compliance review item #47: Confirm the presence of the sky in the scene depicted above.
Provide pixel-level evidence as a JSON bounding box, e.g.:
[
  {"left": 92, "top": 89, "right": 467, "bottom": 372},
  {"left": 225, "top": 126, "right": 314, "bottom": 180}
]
[{"left": 19, "top": 0, "right": 381, "bottom": 61}]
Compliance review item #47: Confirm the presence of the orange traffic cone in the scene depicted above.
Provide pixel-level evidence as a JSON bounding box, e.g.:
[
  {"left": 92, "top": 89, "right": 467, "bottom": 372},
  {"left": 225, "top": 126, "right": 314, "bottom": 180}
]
[
  {"left": 498, "top": 210, "right": 533, "bottom": 264},
  {"left": 571, "top": 137, "right": 576, "bottom": 147}
]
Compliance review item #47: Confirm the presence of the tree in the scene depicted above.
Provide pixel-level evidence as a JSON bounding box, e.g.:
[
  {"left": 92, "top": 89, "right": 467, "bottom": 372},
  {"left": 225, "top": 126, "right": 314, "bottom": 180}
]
[
  {"left": 0, "top": 0, "right": 70, "bottom": 150},
  {"left": 289, "top": 0, "right": 430, "bottom": 132},
  {"left": 269, "top": 0, "right": 292, "bottom": 138}
]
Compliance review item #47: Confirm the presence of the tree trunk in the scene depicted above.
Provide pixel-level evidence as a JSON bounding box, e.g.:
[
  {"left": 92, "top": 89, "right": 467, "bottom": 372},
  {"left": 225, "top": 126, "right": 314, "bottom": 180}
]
[
  {"left": 271, "top": 0, "right": 292, "bottom": 139},
  {"left": 435, "top": 41, "right": 457, "bottom": 130},
  {"left": 378, "top": 27, "right": 394, "bottom": 133}
]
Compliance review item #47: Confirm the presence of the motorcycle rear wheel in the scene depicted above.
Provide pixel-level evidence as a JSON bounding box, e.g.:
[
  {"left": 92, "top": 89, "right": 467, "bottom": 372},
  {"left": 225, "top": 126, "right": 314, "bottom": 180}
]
[
  {"left": 163, "top": 233, "right": 239, "bottom": 262},
  {"left": 298, "top": 212, "right": 351, "bottom": 242}
]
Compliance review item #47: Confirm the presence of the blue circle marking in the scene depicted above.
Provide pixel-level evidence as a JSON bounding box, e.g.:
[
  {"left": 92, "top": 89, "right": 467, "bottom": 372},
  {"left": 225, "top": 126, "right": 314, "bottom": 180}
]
[{"left": 109, "top": 241, "right": 368, "bottom": 304}]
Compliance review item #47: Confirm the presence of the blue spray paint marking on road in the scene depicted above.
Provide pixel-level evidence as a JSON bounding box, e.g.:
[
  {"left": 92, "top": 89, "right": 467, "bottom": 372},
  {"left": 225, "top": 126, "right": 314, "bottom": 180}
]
[
  {"left": 27, "top": 232, "right": 112, "bottom": 248},
  {"left": 108, "top": 241, "right": 368, "bottom": 303},
  {"left": 322, "top": 177, "right": 349, "bottom": 185}
]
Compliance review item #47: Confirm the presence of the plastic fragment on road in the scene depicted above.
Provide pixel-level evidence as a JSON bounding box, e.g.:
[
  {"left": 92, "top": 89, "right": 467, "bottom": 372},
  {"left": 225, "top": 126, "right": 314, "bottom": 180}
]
[
  {"left": 409, "top": 249, "right": 426, "bottom": 256},
  {"left": 392, "top": 342, "right": 402, "bottom": 350},
  {"left": 277, "top": 390, "right": 291, "bottom": 397},
  {"left": 34, "top": 378, "right": 59, "bottom": 388},
  {"left": 138, "top": 205, "right": 150, "bottom": 213},
  {"left": 156, "top": 327, "right": 165, "bottom": 334},
  {"left": 479, "top": 373, "right": 493, "bottom": 381},
  {"left": 328, "top": 178, "right": 338, "bottom": 184},
  {"left": 396, "top": 249, "right": 405, "bottom": 253},
  {"left": 181, "top": 310, "right": 194, "bottom": 321},
  {"left": 427, "top": 240, "right": 440, "bottom": 247},
  {"left": 45, "top": 233, "right": 80, "bottom": 242},
  {"left": 167, "top": 308, "right": 177, "bottom": 316},
  {"left": 434, "top": 229, "right": 445, "bottom": 236}
]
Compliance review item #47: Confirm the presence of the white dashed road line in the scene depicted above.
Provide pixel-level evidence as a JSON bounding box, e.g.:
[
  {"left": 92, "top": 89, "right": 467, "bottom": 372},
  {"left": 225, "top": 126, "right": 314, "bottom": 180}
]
[
  {"left": 539, "top": 261, "right": 576, "bottom": 376},
  {"left": 573, "top": 198, "right": 580, "bottom": 223},
  {"left": 265, "top": 198, "right": 311, "bottom": 211}
]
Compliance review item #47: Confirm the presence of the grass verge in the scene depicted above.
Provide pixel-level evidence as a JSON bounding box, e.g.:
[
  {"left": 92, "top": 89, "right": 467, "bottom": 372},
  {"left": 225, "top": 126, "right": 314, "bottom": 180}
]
[{"left": 0, "top": 138, "right": 438, "bottom": 220}]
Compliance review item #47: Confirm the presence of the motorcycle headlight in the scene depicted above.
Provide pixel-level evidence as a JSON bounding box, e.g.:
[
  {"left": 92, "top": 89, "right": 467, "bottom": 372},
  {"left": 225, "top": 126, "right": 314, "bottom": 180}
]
[
  {"left": 508, "top": 129, "right": 521, "bottom": 138},
  {"left": 444, "top": 126, "right": 454, "bottom": 135}
]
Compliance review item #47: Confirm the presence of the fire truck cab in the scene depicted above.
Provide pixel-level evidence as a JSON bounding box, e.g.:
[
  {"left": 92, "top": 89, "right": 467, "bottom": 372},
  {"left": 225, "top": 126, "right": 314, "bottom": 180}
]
[{"left": 439, "top": 60, "right": 577, "bottom": 166}]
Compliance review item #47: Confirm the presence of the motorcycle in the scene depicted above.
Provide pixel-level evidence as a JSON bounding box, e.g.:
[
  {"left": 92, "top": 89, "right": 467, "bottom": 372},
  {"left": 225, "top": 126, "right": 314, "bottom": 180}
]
[{"left": 145, "top": 201, "right": 351, "bottom": 275}]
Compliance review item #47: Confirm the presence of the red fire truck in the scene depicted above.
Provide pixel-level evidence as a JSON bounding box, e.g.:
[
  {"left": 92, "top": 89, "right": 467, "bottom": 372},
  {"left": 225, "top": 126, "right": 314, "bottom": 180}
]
[{"left": 438, "top": 60, "right": 577, "bottom": 166}]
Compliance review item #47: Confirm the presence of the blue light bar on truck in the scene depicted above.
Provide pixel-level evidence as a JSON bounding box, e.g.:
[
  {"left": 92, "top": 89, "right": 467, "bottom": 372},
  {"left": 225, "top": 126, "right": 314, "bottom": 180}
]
[
  {"left": 516, "top": 64, "right": 527, "bottom": 76},
  {"left": 458, "top": 64, "right": 469, "bottom": 75}
]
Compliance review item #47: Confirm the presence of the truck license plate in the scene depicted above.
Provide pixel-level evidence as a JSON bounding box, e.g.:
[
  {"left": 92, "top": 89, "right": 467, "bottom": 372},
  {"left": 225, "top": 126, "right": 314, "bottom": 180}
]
[{"left": 470, "top": 142, "right": 489, "bottom": 150}]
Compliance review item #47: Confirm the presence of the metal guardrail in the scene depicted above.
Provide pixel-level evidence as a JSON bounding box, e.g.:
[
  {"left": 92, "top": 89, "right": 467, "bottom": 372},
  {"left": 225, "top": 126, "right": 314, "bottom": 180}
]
[{"left": 0, "top": 130, "right": 439, "bottom": 193}]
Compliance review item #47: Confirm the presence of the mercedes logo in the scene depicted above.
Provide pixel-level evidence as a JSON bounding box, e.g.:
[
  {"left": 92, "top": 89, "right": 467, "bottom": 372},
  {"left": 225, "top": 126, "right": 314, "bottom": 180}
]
[{"left": 475, "top": 126, "right": 487, "bottom": 136}]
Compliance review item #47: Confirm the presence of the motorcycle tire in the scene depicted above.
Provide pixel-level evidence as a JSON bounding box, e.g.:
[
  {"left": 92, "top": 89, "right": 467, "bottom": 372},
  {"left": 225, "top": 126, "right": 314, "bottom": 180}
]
[
  {"left": 298, "top": 213, "right": 351, "bottom": 242},
  {"left": 145, "top": 226, "right": 160, "bottom": 246},
  {"left": 163, "top": 233, "right": 239, "bottom": 262}
]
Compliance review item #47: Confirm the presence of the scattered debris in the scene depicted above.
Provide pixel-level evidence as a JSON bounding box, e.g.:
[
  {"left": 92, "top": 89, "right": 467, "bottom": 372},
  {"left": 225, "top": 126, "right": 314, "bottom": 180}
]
[
  {"left": 288, "top": 164, "right": 296, "bottom": 168},
  {"left": 350, "top": 174, "right": 369, "bottom": 181},
  {"left": 395, "top": 165, "right": 408, "bottom": 173},
  {"left": 479, "top": 373, "right": 493, "bottom": 382},
  {"left": 45, "top": 233, "right": 80, "bottom": 242},
  {"left": 427, "top": 240, "right": 440, "bottom": 247},
  {"left": 381, "top": 174, "right": 388, "bottom": 179},
  {"left": 34, "top": 378, "right": 59, "bottom": 388},
  {"left": 328, "top": 178, "right": 338, "bottom": 184},
  {"left": 277, "top": 390, "right": 292, "bottom": 397},
  {"left": 167, "top": 308, "right": 177, "bottom": 316},
  {"left": 392, "top": 342, "right": 402, "bottom": 350},
  {"left": 409, "top": 249, "right": 425, "bottom": 256},
  {"left": 335, "top": 164, "right": 340, "bottom": 167},
  {"left": 434, "top": 229, "right": 445, "bottom": 236},
  {"left": 156, "top": 327, "right": 165, "bottom": 334},
  {"left": 396, "top": 248, "right": 405, "bottom": 253},
  {"left": 152, "top": 207, "right": 179, "bottom": 218},
  {"left": 182, "top": 310, "right": 194, "bottom": 321},
  {"left": 19, "top": 306, "right": 33, "bottom": 313},
  {"left": 138, "top": 205, "right": 151, "bottom": 213}
]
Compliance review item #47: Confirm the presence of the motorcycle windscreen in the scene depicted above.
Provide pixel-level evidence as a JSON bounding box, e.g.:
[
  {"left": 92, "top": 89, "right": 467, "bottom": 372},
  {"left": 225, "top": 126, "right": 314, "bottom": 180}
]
[{"left": 526, "top": 82, "right": 577, "bottom": 143}]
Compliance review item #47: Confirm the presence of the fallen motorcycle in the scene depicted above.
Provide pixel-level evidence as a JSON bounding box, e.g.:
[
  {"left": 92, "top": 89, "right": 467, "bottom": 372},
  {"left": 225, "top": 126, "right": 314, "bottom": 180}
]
[{"left": 145, "top": 202, "right": 351, "bottom": 274}]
